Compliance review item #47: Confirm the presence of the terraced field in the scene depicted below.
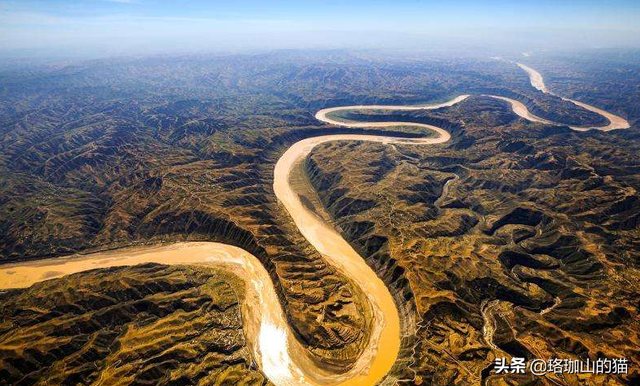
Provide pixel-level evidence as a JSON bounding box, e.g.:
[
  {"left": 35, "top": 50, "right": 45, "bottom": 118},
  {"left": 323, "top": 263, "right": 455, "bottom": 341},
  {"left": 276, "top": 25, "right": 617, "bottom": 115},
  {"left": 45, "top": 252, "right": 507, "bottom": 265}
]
[
  {"left": 1, "top": 51, "right": 639, "bottom": 386},
  {"left": 0, "top": 264, "right": 270, "bottom": 386}
]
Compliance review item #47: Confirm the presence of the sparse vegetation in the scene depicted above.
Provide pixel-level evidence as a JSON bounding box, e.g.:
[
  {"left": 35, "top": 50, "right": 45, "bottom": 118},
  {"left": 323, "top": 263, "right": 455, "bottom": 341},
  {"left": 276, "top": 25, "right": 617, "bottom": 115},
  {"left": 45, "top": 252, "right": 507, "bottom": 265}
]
[{"left": 1, "top": 50, "right": 639, "bottom": 385}]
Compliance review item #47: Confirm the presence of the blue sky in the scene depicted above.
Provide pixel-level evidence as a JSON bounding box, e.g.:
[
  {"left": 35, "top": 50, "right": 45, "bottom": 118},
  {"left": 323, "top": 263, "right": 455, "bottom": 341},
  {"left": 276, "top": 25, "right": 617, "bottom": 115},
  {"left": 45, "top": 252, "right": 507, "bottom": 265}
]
[{"left": 1, "top": 0, "right": 639, "bottom": 57}]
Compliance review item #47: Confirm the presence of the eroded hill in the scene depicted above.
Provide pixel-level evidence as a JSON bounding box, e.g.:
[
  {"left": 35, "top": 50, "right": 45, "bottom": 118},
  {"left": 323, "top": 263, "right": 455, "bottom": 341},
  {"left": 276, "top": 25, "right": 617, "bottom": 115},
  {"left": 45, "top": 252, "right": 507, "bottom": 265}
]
[
  {"left": 1, "top": 51, "right": 639, "bottom": 385},
  {"left": 0, "top": 263, "right": 271, "bottom": 386},
  {"left": 305, "top": 95, "right": 640, "bottom": 385}
]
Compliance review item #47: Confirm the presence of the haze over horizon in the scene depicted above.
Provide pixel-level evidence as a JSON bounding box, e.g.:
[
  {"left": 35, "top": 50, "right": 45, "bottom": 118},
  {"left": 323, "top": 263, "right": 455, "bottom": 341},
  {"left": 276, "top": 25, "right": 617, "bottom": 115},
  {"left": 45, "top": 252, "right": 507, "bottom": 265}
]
[
  {"left": 1, "top": 2, "right": 640, "bottom": 386},
  {"left": 1, "top": 0, "right": 639, "bottom": 59}
]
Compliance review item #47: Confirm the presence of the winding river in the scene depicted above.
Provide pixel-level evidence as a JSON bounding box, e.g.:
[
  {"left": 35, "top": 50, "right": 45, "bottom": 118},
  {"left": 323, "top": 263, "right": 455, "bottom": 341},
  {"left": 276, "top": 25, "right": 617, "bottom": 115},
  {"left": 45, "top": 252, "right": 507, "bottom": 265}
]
[
  {"left": 516, "top": 63, "right": 630, "bottom": 131},
  {"left": 0, "top": 63, "right": 630, "bottom": 386}
]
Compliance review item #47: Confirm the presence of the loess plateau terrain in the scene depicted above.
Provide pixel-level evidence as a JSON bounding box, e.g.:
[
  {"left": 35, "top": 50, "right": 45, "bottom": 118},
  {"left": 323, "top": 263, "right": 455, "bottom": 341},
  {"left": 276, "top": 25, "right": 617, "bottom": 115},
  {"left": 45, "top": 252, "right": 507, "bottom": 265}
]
[{"left": 1, "top": 50, "right": 639, "bottom": 385}]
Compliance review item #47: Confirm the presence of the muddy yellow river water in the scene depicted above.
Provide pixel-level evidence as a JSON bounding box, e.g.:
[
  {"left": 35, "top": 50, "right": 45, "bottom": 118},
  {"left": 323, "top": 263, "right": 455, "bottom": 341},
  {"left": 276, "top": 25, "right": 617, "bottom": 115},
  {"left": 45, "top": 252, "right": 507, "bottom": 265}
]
[{"left": 0, "top": 63, "right": 629, "bottom": 386}]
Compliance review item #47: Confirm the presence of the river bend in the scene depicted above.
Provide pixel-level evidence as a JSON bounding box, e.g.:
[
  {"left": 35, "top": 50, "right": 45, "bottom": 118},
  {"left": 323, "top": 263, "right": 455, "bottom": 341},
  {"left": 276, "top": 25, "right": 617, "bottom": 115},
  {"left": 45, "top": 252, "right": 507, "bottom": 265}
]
[{"left": 0, "top": 63, "right": 629, "bottom": 386}]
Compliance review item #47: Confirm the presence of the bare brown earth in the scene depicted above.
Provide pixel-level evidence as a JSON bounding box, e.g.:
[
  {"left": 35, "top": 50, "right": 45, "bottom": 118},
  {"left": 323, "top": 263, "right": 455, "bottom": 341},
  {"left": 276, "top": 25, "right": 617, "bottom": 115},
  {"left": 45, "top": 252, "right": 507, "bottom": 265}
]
[
  {"left": 0, "top": 117, "right": 373, "bottom": 376},
  {"left": 1, "top": 52, "right": 639, "bottom": 385},
  {"left": 305, "top": 95, "right": 640, "bottom": 385},
  {"left": 516, "top": 63, "right": 630, "bottom": 131},
  {"left": 0, "top": 264, "right": 271, "bottom": 386}
]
